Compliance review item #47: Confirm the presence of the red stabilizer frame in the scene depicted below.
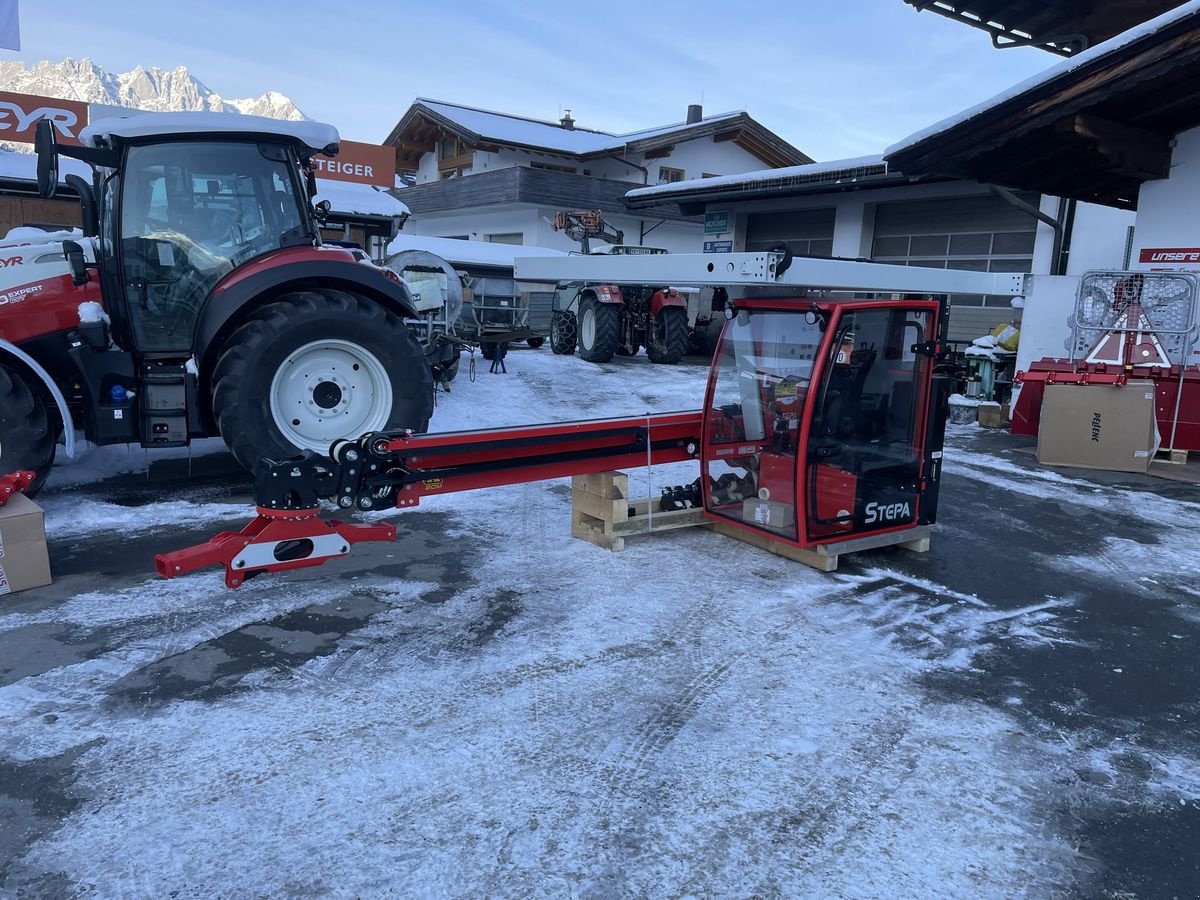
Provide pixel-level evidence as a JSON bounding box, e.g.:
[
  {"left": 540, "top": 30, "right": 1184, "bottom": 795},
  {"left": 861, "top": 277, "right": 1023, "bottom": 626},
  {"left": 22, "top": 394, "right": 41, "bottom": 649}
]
[
  {"left": 154, "top": 507, "right": 396, "bottom": 589},
  {"left": 0, "top": 470, "right": 35, "bottom": 507}
]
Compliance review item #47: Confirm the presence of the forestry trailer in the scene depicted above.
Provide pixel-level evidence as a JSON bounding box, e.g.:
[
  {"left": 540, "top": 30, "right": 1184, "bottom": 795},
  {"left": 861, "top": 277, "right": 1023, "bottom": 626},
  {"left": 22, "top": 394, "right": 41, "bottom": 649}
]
[
  {"left": 0, "top": 113, "right": 433, "bottom": 493},
  {"left": 548, "top": 210, "right": 719, "bottom": 365}
]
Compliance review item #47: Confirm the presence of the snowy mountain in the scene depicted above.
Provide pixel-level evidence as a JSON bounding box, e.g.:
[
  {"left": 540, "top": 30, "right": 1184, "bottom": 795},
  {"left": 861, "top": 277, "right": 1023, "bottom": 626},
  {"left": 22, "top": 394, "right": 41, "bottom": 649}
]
[{"left": 0, "top": 58, "right": 307, "bottom": 120}]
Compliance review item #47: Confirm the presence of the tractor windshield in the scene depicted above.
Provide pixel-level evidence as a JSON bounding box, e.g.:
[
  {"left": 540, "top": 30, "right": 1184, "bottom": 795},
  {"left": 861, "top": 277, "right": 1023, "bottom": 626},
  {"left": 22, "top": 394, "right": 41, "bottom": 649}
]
[{"left": 117, "top": 141, "right": 309, "bottom": 351}]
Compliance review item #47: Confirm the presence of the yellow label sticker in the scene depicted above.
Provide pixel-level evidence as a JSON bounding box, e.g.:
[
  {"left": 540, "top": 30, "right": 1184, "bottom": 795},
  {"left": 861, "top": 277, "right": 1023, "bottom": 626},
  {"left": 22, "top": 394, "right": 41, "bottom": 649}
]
[{"left": 423, "top": 478, "right": 444, "bottom": 490}]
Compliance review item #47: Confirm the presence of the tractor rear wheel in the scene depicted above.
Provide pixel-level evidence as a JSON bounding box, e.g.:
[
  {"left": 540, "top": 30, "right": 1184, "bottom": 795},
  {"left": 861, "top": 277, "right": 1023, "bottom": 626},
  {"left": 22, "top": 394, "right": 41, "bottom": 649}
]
[
  {"left": 526, "top": 336, "right": 545, "bottom": 349},
  {"left": 646, "top": 306, "right": 690, "bottom": 364},
  {"left": 212, "top": 289, "right": 433, "bottom": 470},
  {"left": 578, "top": 296, "right": 620, "bottom": 363},
  {"left": 549, "top": 310, "right": 577, "bottom": 355},
  {"left": 0, "top": 366, "right": 55, "bottom": 494}
]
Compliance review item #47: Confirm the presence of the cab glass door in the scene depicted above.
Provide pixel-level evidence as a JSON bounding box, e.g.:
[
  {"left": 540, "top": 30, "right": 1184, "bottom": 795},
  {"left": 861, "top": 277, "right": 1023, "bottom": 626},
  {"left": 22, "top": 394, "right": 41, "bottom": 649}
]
[
  {"left": 703, "top": 310, "right": 824, "bottom": 541},
  {"left": 805, "top": 307, "right": 932, "bottom": 541}
]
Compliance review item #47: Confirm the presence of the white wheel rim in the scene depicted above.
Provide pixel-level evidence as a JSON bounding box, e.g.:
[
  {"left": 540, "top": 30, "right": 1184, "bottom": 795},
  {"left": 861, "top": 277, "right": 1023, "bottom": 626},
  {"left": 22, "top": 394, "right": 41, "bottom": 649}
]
[
  {"left": 581, "top": 307, "right": 596, "bottom": 349},
  {"left": 268, "top": 339, "right": 393, "bottom": 452}
]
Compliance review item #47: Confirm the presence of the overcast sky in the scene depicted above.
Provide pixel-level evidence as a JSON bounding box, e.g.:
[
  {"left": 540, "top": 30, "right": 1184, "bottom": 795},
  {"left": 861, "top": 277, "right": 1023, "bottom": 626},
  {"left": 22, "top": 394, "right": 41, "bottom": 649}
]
[{"left": 14, "top": 0, "right": 1055, "bottom": 161}]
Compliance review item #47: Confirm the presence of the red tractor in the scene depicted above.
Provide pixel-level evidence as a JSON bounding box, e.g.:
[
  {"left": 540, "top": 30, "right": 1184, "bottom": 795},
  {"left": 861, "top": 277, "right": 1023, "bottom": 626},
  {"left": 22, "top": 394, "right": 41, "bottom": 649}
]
[
  {"left": 0, "top": 113, "right": 433, "bottom": 493},
  {"left": 548, "top": 210, "right": 693, "bottom": 364}
]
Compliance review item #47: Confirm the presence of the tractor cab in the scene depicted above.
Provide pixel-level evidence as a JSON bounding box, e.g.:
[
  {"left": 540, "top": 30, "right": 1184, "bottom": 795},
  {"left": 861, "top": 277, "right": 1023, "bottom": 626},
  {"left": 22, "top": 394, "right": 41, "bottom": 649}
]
[
  {"left": 37, "top": 115, "right": 336, "bottom": 356},
  {"left": 701, "top": 295, "right": 945, "bottom": 546}
]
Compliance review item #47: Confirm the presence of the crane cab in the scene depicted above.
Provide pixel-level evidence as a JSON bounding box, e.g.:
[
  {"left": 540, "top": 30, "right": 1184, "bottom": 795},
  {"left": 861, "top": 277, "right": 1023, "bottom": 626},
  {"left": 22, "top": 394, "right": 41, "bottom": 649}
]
[{"left": 700, "top": 295, "right": 949, "bottom": 549}]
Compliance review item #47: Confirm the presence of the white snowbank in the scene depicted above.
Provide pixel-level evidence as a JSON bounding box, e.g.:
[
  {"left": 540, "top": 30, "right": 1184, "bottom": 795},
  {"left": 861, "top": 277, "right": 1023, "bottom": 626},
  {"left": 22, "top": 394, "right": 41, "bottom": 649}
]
[{"left": 313, "top": 179, "right": 408, "bottom": 218}]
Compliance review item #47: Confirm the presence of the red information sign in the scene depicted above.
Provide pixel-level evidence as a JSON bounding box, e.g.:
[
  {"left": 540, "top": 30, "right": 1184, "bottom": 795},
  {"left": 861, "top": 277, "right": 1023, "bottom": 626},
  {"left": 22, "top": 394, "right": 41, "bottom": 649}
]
[
  {"left": 0, "top": 90, "right": 88, "bottom": 146},
  {"left": 311, "top": 139, "right": 396, "bottom": 188},
  {"left": 1139, "top": 247, "right": 1200, "bottom": 266}
]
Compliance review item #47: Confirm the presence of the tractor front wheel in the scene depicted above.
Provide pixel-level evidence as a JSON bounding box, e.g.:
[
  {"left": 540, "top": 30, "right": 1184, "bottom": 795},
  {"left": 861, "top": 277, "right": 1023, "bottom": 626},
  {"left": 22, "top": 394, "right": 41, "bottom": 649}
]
[
  {"left": 549, "top": 310, "right": 577, "bottom": 355},
  {"left": 0, "top": 366, "right": 55, "bottom": 494},
  {"left": 578, "top": 296, "right": 620, "bottom": 363},
  {"left": 646, "top": 306, "right": 690, "bottom": 365},
  {"left": 212, "top": 290, "right": 433, "bottom": 470}
]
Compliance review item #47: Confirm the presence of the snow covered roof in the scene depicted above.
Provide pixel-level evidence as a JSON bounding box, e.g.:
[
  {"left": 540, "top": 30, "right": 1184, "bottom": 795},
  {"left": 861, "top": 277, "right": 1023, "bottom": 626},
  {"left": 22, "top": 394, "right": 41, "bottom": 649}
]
[
  {"left": 387, "top": 234, "right": 567, "bottom": 269},
  {"left": 313, "top": 180, "right": 409, "bottom": 219},
  {"left": 387, "top": 99, "right": 811, "bottom": 169},
  {"left": 0, "top": 148, "right": 92, "bottom": 185},
  {"left": 81, "top": 112, "right": 340, "bottom": 153},
  {"left": 885, "top": 1, "right": 1200, "bottom": 158},
  {"left": 626, "top": 155, "right": 895, "bottom": 206}
]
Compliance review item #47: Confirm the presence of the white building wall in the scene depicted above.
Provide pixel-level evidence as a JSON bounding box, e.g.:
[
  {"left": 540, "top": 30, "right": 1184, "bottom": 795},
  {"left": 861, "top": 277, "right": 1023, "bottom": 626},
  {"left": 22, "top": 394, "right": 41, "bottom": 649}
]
[
  {"left": 1131, "top": 124, "right": 1200, "bottom": 267},
  {"left": 404, "top": 206, "right": 703, "bottom": 254},
  {"left": 416, "top": 152, "right": 439, "bottom": 184},
  {"left": 647, "top": 138, "right": 769, "bottom": 184},
  {"left": 1065, "top": 202, "right": 1136, "bottom": 274}
]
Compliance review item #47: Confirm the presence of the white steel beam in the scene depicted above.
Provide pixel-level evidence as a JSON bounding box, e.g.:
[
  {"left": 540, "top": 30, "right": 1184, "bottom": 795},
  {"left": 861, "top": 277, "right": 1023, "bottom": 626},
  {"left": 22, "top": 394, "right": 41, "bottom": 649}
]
[{"left": 513, "top": 252, "right": 1027, "bottom": 297}]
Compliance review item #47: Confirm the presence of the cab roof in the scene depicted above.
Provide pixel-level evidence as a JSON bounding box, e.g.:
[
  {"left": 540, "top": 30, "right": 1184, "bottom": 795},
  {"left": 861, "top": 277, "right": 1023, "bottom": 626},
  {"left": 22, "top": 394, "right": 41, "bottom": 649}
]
[{"left": 80, "top": 112, "right": 340, "bottom": 155}]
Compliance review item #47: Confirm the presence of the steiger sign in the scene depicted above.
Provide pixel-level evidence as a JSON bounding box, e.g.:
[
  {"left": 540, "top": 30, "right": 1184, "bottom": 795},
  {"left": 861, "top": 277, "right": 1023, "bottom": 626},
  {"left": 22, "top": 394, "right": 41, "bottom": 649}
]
[{"left": 0, "top": 90, "right": 88, "bottom": 146}]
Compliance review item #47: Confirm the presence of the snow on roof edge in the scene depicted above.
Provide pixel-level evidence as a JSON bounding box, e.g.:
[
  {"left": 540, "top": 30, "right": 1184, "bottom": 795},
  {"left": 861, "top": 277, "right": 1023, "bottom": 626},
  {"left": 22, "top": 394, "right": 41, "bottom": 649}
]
[
  {"left": 82, "top": 112, "right": 340, "bottom": 152},
  {"left": 314, "top": 179, "right": 409, "bottom": 218},
  {"left": 626, "top": 154, "right": 890, "bottom": 200},
  {"left": 884, "top": 0, "right": 1200, "bottom": 158}
]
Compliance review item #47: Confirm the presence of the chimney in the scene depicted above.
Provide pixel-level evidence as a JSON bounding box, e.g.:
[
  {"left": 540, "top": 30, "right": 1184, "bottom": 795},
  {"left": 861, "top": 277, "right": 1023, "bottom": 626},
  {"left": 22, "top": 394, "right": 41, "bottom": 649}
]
[
  {"left": 560, "top": 108, "right": 575, "bottom": 130},
  {"left": 686, "top": 103, "right": 703, "bottom": 124}
]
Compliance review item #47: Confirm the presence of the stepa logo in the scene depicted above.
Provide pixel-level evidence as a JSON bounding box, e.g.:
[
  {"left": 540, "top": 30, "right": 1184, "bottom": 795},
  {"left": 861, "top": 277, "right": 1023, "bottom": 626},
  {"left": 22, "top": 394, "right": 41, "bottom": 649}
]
[{"left": 864, "top": 500, "right": 911, "bottom": 525}]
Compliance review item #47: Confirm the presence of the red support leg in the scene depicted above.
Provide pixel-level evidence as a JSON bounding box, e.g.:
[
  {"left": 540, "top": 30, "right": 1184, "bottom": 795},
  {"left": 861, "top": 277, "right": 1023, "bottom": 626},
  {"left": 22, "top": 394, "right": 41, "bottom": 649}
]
[{"left": 154, "top": 507, "right": 396, "bottom": 588}]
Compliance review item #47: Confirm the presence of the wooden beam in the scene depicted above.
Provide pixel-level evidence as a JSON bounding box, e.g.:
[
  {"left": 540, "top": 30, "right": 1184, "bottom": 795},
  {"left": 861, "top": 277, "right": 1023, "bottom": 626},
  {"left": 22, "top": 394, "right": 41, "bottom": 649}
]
[
  {"left": 644, "top": 146, "right": 674, "bottom": 160},
  {"left": 713, "top": 128, "right": 742, "bottom": 143},
  {"left": 1058, "top": 113, "right": 1172, "bottom": 179},
  {"left": 394, "top": 138, "right": 435, "bottom": 154}
]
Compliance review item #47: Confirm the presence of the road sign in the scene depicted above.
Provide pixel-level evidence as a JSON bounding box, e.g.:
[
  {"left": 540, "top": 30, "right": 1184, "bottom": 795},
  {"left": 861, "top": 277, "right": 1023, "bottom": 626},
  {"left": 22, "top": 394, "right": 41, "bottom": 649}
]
[
  {"left": 703, "top": 240, "right": 733, "bottom": 253},
  {"left": 704, "top": 211, "right": 730, "bottom": 234}
]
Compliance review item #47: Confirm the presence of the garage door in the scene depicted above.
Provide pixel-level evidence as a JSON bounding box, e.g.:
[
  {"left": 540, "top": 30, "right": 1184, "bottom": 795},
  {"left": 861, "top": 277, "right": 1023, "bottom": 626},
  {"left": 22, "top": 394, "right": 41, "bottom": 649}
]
[
  {"left": 746, "top": 208, "right": 835, "bottom": 258},
  {"left": 871, "top": 193, "right": 1038, "bottom": 343}
]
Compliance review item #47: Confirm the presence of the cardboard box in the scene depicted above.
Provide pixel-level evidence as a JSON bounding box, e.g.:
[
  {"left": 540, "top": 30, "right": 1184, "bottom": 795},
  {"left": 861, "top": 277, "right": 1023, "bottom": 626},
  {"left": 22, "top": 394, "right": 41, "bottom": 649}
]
[
  {"left": 1037, "top": 381, "right": 1159, "bottom": 473},
  {"left": 0, "top": 493, "right": 51, "bottom": 595},
  {"left": 742, "top": 499, "right": 795, "bottom": 529},
  {"left": 977, "top": 402, "right": 1011, "bottom": 429}
]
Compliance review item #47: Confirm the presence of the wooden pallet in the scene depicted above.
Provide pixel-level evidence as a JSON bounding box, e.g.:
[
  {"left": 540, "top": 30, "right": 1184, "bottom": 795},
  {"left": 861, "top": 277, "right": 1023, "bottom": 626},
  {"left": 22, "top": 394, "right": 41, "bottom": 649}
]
[
  {"left": 571, "top": 472, "right": 707, "bottom": 551},
  {"left": 711, "top": 522, "right": 931, "bottom": 572},
  {"left": 570, "top": 471, "right": 932, "bottom": 571},
  {"left": 1155, "top": 448, "right": 1190, "bottom": 465}
]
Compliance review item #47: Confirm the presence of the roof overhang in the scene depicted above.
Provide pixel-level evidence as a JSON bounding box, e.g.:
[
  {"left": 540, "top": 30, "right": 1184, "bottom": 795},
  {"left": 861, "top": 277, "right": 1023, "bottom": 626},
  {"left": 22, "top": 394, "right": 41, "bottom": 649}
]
[
  {"left": 903, "top": 0, "right": 1185, "bottom": 56},
  {"left": 886, "top": 3, "right": 1200, "bottom": 209}
]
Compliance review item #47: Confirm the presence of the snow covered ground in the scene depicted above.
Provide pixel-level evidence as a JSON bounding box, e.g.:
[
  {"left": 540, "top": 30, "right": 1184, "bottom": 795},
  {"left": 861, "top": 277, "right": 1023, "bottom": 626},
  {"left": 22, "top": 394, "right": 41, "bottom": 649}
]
[{"left": 3, "top": 347, "right": 1199, "bottom": 897}]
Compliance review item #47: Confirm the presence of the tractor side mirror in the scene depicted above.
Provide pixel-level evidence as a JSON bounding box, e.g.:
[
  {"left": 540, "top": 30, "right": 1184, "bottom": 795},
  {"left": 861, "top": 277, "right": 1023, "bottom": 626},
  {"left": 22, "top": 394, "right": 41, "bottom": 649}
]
[
  {"left": 34, "top": 119, "right": 59, "bottom": 199},
  {"left": 313, "top": 199, "right": 331, "bottom": 223},
  {"left": 62, "top": 240, "right": 89, "bottom": 286}
]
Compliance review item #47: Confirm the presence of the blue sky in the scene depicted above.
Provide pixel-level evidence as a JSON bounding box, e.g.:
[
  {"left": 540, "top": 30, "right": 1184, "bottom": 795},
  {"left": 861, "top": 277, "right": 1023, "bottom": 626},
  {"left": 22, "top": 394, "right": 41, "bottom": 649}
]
[{"left": 13, "top": 0, "right": 1054, "bottom": 161}]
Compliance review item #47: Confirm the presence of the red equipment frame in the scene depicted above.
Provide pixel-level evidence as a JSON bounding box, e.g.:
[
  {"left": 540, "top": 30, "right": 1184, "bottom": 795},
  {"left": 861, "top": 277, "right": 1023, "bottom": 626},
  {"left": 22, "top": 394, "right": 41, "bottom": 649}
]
[
  {"left": 0, "top": 470, "right": 35, "bottom": 507},
  {"left": 156, "top": 293, "right": 951, "bottom": 587}
]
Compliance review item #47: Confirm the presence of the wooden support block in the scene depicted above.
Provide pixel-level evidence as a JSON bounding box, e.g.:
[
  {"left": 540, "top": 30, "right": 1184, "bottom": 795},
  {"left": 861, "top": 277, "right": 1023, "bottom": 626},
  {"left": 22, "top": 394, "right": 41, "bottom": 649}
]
[
  {"left": 1156, "top": 448, "right": 1190, "bottom": 465},
  {"left": 570, "top": 472, "right": 630, "bottom": 552}
]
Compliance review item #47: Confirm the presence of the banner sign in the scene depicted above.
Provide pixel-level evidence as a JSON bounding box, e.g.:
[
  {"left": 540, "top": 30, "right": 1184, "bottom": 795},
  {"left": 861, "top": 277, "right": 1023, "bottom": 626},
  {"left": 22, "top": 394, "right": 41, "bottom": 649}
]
[
  {"left": 312, "top": 139, "right": 396, "bottom": 188},
  {"left": 0, "top": 90, "right": 88, "bottom": 146}
]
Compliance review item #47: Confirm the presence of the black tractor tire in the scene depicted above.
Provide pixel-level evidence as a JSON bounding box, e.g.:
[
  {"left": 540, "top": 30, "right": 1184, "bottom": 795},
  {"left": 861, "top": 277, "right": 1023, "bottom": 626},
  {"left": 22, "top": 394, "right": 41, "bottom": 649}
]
[
  {"left": 212, "top": 289, "right": 434, "bottom": 471},
  {"left": 549, "top": 310, "right": 577, "bottom": 355},
  {"left": 480, "top": 342, "right": 498, "bottom": 361},
  {"left": 0, "top": 366, "right": 55, "bottom": 495},
  {"left": 578, "top": 296, "right": 620, "bottom": 363},
  {"left": 646, "top": 306, "right": 690, "bottom": 365},
  {"left": 526, "top": 336, "right": 545, "bottom": 349}
]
